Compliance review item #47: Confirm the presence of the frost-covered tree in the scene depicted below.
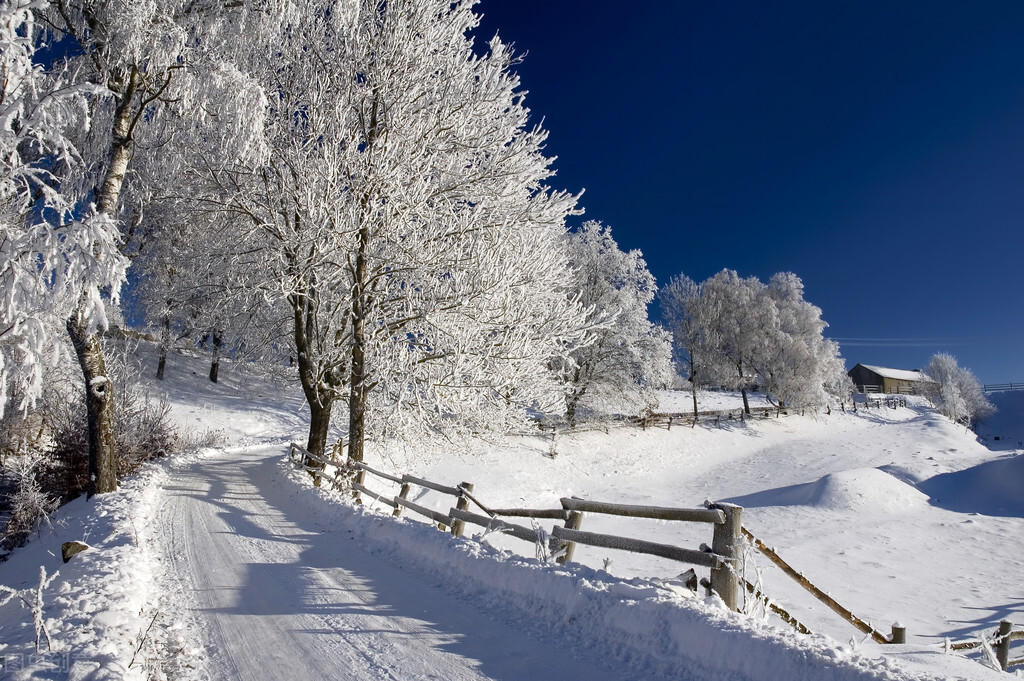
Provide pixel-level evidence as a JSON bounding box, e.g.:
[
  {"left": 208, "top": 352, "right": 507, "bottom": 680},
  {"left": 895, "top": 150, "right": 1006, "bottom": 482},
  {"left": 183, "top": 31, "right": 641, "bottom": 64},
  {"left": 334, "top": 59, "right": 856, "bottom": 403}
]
[
  {"left": 659, "top": 273, "right": 715, "bottom": 420},
  {"left": 755, "top": 272, "right": 849, "bottom": 410},
  {"left": 0, "top": 1, "right": 125, "bottom": 426},
  {"left": 210, "top": 0, "right": 587, "bottom": 460},
  {"left": 559, "top": 222, "right": 672, "bottom": 423},
  {"left": 129, "top": 196, "right": 290, "bottom": 383},
  {"left": 665, "top": 269, "right": 849, "bottom": 414},
  {"left": 698, "top": 269, "right": 773, "bottom": 414},
  {"left": 925, "top": 353, "right": 994, "bottom": 429},
  {"left": 27, "top": 0, "right": 280, "bottom": 493}
]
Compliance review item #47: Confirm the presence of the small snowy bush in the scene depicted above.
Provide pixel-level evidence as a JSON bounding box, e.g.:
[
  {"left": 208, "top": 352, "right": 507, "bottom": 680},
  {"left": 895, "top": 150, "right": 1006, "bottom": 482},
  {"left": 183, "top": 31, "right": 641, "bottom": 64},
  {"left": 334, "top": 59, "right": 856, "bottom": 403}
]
[
  {"left": 3, "top": 457, "right": 58, "bottom": 550},
  {"left": 42, "top": 380, "right": 178, "bottom": 501},
  {"left": 0, "top": 386, "right": 46, "bottom": 464}
]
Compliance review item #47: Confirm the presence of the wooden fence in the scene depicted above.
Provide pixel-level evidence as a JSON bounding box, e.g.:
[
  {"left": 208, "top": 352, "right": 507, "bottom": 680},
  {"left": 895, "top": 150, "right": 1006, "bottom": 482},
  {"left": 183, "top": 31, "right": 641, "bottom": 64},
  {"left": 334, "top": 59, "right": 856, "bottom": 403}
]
[
  {"left": 944, "top": 620, "right": 1024, "bottom": 671},
  {"left": 742, "top": 527, "right": 892, "bottom": 644},
  {"left": 289, "top": 442, "right": 1020, "bottom": 670},
  {"left": 984, "top": 382, "right": 1024, "bottom": 393},
  {"left": 634, "top": 406, "right": 781, "bottom": 431},
  {"left": 854, "top": 396, "right": 907, "bottom": 410},
  {"left": 633, "top": 397, "right": 909, "bottom": 432},
  {"left": 289, "top": 442, "right": 744, "bottom": 609}
]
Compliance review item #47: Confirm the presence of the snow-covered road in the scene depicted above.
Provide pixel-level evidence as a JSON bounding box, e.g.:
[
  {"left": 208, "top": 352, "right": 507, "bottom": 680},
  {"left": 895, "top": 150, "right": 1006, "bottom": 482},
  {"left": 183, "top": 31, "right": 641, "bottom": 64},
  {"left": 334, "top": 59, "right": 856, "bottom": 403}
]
[{"left": 158, "top": 446, "right": 646, "bottom": 681}]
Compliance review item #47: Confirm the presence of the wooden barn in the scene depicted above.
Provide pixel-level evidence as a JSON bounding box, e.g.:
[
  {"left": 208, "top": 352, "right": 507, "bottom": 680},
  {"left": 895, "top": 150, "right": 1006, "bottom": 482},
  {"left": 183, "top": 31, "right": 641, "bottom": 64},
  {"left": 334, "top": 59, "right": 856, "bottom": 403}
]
[{"left": 848, "top": 364, "right": 933, "bottom": 394}]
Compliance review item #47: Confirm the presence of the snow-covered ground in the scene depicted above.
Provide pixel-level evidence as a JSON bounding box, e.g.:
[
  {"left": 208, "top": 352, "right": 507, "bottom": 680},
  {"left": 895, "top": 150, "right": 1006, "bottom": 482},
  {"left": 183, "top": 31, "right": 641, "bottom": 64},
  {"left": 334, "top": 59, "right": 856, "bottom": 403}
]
[{"left": 0, "top": 345, "right": 1020, "bottom": 679}]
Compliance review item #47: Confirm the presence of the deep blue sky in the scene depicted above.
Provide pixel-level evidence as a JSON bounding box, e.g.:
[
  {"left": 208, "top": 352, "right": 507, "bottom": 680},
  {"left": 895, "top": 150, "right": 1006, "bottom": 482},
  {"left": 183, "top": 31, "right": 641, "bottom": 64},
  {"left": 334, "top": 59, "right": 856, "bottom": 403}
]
[{"left": 474, "top": 1, "right": 1024, "bottom": 384}]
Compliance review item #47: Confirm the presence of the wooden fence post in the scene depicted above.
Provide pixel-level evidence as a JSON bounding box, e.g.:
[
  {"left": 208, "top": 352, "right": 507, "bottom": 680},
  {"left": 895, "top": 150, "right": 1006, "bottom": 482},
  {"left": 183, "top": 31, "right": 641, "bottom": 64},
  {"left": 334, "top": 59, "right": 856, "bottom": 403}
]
[
  {"left": 452, "top": 482, "right": 473, "bottom": 537},
  {"left": 556, "top": 507, "right": 584, "bottom": 564},
  {"left": 997, "top": 620, "right": 1012, "bottom": 671},
  {"left": 394, "top": 483, "right": 410, "bottom": 517},
  {"left": 890, "top": 623, "right": 906, "bottom": 644},
  {"left": 709, "top": 503, "right": 742, "bottom": 611},
  {"left": 353, "top": 467, "right": 365, "bottom": 504}
]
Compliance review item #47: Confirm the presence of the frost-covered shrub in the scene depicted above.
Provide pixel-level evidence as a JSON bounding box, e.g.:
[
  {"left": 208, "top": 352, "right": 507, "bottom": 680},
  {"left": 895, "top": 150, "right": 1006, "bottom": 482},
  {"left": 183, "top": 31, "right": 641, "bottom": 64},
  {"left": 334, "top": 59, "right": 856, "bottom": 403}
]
[
  {"left": 0, "top": 387, "right": 46, "bottom": 464},
  {"left": 3, "top": 457, "right": 58, "bottom": 550},
  {"left": 41, "top": 382, "right": 177, "bottom": 502},
  {"left": 38, "top": 342, "right": 179, "bottom": 501}
]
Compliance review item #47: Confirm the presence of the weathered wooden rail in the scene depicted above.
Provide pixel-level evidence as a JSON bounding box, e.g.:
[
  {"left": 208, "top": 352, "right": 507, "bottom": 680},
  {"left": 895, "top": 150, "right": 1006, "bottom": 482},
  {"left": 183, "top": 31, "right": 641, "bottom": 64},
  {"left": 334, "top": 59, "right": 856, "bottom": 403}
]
[
  {"left": 742, "top": 527, "right": 891, "bottom": 644},
  {"left": 983, "top": 382, "right": 1024, "bottom": 393}
]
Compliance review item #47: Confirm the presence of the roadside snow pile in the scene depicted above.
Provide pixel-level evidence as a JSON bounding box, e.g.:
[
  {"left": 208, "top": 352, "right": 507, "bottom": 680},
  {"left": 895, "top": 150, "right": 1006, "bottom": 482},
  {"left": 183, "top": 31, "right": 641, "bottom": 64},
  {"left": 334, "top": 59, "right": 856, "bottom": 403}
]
[
  {"left": 282, "top": 455, "right": 993, "bottom": 681},
  {"left": 0, "top": 461, "right": 205, "bottom": 681}
]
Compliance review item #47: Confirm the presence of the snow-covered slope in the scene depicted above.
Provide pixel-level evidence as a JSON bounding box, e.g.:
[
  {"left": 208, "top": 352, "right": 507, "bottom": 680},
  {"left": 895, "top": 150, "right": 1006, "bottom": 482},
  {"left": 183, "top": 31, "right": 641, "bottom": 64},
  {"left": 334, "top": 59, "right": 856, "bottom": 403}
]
[{"left": 0, "top": 348, "right": 1019, "bottom": 679}]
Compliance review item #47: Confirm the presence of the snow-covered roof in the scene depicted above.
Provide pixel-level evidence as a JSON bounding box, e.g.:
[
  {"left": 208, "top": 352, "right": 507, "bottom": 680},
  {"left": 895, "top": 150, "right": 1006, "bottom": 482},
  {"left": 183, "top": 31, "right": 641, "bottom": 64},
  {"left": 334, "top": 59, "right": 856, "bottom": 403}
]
[{"left": 858, "top": 364, "right": 934, "bottom": 382}]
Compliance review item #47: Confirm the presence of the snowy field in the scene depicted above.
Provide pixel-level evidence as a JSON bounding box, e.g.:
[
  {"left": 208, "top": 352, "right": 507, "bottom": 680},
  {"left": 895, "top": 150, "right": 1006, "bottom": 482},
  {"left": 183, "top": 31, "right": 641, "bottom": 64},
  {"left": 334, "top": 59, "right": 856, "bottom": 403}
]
[{"left": 0, "top": 346, "right": 1021, "bottom": 680}]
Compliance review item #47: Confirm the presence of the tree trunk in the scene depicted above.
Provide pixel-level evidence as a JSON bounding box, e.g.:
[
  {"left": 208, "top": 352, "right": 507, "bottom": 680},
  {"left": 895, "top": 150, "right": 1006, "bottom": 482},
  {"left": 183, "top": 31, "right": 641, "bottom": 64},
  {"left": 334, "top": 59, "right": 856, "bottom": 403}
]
[
  {"left": 306, "top": 397, "right": 333, "bottom": 464},
  {"left": 347, "top": 224, "right": 371, "bottom": 464},
  {"left": 689, "top": 366, "right": 699, "bottom": 423},
  {"left": 566, "top": 368, "right": 584, "bottom": 428},
  {"left": 64, "top": 69, "right": 141, "bottom": 496},
  {"left": 67, "top": 318, "right": 117, "bottom": 496},
  {"left": 208, "top": 329, "right": 222, "bottom": 383},
  {"left": 738, "top": 362, "right": 751, "bottom": 414},
  {"left": 156, "top": 315, "right": 170, "bottom": 380},
  {"left": 288, "top": 277, "right": 337, "bottom": 462}
]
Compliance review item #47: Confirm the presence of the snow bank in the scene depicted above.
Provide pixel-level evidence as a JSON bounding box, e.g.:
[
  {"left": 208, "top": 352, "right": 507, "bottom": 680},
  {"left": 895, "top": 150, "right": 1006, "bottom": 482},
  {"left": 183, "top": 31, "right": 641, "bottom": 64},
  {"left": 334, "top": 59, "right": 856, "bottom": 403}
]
[
  {"left": 975, "top": 390, "right": 1024, "bottom": 451},
  {"left": 0, "top": 461, "right": 205, "bottom": 681}
]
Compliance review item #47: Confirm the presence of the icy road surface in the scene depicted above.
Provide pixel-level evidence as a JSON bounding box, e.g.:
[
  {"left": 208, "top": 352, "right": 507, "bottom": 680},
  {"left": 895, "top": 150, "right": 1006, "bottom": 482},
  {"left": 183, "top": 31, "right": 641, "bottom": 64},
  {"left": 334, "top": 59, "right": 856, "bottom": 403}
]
[{"left": 159, "top": 446, "right": 646, "bottom": 681}]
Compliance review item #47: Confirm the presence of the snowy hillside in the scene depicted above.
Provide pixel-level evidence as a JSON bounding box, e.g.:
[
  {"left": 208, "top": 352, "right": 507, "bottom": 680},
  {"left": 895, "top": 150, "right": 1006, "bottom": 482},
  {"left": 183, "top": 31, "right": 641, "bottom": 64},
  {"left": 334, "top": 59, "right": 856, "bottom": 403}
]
[{"left": 0, "top": 347, "right": 1021, "bottom": 680}]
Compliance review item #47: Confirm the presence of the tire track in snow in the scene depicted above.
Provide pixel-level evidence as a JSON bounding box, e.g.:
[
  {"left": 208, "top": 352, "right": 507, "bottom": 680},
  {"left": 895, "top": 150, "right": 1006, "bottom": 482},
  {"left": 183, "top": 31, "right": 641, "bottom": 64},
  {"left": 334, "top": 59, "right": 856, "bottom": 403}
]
[{"left": 158, "top": 446, "right": 647, "bottom": 681}]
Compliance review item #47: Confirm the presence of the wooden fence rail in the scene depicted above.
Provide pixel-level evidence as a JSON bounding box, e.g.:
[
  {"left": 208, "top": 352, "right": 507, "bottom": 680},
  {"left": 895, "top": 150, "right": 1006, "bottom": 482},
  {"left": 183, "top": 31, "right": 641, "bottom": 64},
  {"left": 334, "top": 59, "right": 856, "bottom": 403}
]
[
  {"left": 742, "top": 527, "right": 891, "bottom": 644},
  {"left": 983, "top": 382, "right": 1024, "bottom": 393},
  {"left": 551, "top": 525, "right": 723, "bottom": 569},
  {"left": 634, "top": 406, "right": 778, "bottom": 431}
]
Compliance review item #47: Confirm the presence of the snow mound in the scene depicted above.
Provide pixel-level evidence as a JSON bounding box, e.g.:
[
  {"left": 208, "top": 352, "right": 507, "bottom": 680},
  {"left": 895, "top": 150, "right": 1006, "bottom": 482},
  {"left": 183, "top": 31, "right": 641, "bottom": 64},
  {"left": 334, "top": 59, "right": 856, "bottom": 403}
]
[
  {"left": 919, "top": 452, "right": 1024, "bottom": 517},
  {"left": 808, "top": 468, "right": 930, "bottom": 512},
  {"left": 727, "top": 468, "right": 929, "bottom": 512}
]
